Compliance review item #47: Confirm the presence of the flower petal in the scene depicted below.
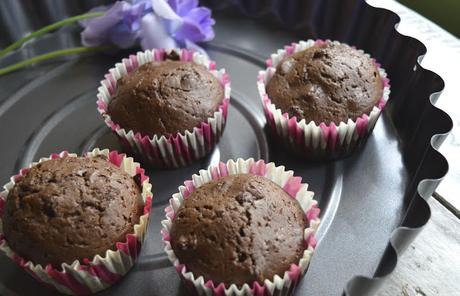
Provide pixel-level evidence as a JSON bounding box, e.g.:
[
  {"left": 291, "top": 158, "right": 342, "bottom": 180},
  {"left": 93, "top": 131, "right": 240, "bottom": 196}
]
[
  {"left": 79, "top": 5, "right": 111, "bottom": 27},
  {"left": 81, "top": 1, "right": 132, "bottom": 46},
  {"left": 186, "top": 6, "right": 214, "bottom": 26},
  {"left": 133, "top": 0, "right": 152, "bottom": 8},
  {"left": 174, "top": 7, "right": 215, "bottom": 42},
  {"left": 110, "top": 23, "right": 140, "bottom": 48},
  {"left": 124, "top": 1, "right": 150, "bottom": 31},
  {"left": 151, "top": 0, "right": 181, "bottom": 20},
  {"left": 174, "top": 20, "right": 203, "bottom": 42},
  {"left": 175, "top": 0, "right": 199, "bottom": 17},
  {"left": 140, "top": 12, "right": 178, "bottom": 50}
]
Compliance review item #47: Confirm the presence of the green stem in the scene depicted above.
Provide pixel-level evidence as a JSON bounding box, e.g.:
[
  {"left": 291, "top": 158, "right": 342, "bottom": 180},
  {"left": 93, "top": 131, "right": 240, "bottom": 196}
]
[
  {"left": 0, "top": 46, "right": 112, "bottom": 76},
  {"left": 0, "top": 12, "right": 104, "bottom": 58}
]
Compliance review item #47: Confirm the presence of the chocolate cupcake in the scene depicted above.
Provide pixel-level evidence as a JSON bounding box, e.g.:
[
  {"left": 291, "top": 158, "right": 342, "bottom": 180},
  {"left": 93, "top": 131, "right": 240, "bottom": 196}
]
[
  {"left": 108, "top": 60, "right": 224, "bottom": 137},
  {"left": 0, "top": 149, "right": 152, "bottom": 295},
  {"left": 162, "top": 159, "right": 320, "bottom": 295},
  {"left": 3, "top": 156, "right": 142, "bottom": 267},
  {"left": 97, "top": 49, "right": 231, "bottom": 168},
  {"left": 258, "top": 40, "right": 390, "bottom": 160},
  {"left": 266, "top": 41, "right": 383, "bottom": 125}
]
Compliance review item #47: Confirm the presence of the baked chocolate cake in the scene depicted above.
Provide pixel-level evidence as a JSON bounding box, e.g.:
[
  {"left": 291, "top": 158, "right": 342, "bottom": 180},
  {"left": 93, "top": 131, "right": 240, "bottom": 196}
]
[
  {"left": 108, "top": 60, "right": 224, "bottom": 137},
  {"left": 169, "top": 173, "right": 306, "bottom": 286},
  {"left": 266, "top": 41, "right": 383, "bottom": 125}
]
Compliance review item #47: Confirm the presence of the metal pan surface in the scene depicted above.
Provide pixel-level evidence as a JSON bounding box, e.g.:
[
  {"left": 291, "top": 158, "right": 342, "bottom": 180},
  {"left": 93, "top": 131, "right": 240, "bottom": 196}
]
[{"left": 0, "top": 1, "right": 452, "bottom": 295}]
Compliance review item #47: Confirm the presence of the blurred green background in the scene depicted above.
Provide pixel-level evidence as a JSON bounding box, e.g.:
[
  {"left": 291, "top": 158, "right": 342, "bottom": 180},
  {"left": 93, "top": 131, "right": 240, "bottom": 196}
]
[{"left": 398, "top": 0, "right": 460, "bottom": 37}]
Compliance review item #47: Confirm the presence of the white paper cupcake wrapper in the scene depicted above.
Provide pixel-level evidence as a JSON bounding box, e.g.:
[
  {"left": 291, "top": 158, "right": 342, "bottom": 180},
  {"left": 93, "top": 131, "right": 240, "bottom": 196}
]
[
  {"left": 161, "top": 158, "right": 321, "bottom": 296},
  {"left": 257, "top": 39, "right": 391, "bottom": 159},
  {"left": 0, "top": 148, "right": 153, "bottom": 295},
  {"left": 97, "top": 48, "right": 231, "bottom": 168}
]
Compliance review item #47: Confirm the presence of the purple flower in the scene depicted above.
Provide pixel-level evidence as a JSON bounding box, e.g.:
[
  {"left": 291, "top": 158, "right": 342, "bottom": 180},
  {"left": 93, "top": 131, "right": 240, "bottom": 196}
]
[
  {"left": 169, "top": 0, "right": 215, "bottom": 42},
  {"left": 81, "top": 1, "right": 149, "bottom": 48},
  {"left": 139, "top": 12, "right": 177, "bottom": 50},
  {"left": 80, "top": 0, "right": 216, "bottom": 52}
]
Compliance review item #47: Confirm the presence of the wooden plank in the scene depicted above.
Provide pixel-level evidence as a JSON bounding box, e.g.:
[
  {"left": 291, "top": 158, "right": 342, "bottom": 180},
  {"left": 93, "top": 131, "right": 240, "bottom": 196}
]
[{"left": 377, "top": 198, "right": 460, "bottom": 296}]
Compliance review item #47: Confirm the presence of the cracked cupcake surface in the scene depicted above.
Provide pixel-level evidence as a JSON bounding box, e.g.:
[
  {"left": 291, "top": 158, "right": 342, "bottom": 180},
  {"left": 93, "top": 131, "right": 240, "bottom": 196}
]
[
  {"left": 169, "top": 173, "right": 307, "bottom": 286},
  {"left": 266, "top": 41, "right": 383, "bottom": 125},
  {"left": 107, "top": 60, "right": 224, "bottom": 137},
  {"left": 2, "top": 156, "right": 143, "bottom": 267}
]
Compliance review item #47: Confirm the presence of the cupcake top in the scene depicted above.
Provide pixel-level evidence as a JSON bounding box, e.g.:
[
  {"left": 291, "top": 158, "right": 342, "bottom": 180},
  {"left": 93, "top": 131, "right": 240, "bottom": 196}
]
[
  {"left": 2, "top": 156, "right": 143, "bottom": 267},
  {"left": 266, "top": 41, "right": 383, "bottom": 125},
  {"left": 107, "top": 59, "right": 224, "bottom": 137},
  {"left": 169, "top": 173, "right": 307, "bottom": 286}
]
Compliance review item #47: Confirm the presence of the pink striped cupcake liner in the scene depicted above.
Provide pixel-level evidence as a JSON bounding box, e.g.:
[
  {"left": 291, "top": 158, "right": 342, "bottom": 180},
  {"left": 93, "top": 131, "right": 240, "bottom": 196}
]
[
  {"left": 257, "top": 40, "right": 391, "bottom": 160},
  {"left": 97, "top": 48, "right": 231, "bottom": 168},
  {"left": 161, "top": 158, "right": 321, "bottom": 296},
  {"left": 0, "top": 148, "right": 153, "bottom": 295}
]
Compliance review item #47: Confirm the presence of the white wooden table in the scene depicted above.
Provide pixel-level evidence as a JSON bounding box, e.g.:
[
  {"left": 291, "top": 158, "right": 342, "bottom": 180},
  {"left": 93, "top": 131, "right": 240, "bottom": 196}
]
[{"left": 377, "top": 198, "right": 460, "bottom": 295}]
